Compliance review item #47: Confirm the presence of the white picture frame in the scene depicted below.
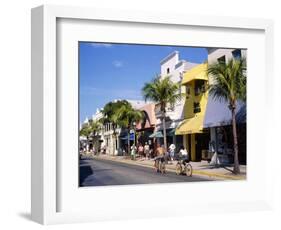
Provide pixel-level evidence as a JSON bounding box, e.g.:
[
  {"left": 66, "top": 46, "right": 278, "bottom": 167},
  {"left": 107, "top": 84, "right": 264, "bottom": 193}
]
[{"left": 31, "top": 5, "right": 274, "bottom": 225}]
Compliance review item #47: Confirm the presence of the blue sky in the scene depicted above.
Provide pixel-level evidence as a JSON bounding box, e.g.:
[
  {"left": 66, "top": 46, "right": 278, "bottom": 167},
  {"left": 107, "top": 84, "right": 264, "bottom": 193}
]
[{"left": 79, "top": 42, "right": 208, "bottom": 124}]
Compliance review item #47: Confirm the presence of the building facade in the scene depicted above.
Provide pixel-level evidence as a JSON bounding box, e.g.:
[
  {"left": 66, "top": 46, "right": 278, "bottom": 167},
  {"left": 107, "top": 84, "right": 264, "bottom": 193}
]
[
  {"left": 134, "top": 103, "right": 157, "bottom": 154},
  {"left": 175, "top": 48, "right": 247, "bottom": 164},
  {"left": 155, "top": 51, "right": 198, "bottom": 149},
  {"left": 175, "top": 63, "right": 209, "bottom": 161},
  {"left": 203, "top": 48, "right": 247, "bottom": 164}
]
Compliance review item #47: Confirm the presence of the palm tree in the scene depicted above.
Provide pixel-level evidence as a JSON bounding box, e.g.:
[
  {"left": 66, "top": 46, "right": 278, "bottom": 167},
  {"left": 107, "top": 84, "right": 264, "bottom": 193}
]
[
  {"left": 89, "top": 119, "right": 101, "bottom": 136},
  {"left": 207, "top": 57, "right": 246, "bottom": 174},
  {"left": 88, "top": 119, "right": 101, "bottom": 152},
  {"left": 99, "top": 100, "right": 131, "bottom": 154},
  {"left": 79, "top": 120, "right": 93, "bottom": 152},
  {"left": 114, "top": 103, "right": 143, "bottom": 155},
  {"left": 80, "top": 123, "right": 92, "bottom": 139},
  {"left": 142, "top": 76, "right": 182, "bottom": 150}
]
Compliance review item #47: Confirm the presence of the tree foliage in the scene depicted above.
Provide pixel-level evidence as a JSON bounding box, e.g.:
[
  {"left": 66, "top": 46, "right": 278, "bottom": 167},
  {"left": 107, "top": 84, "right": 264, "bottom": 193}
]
[
  {"left": 142, "top": 76, "right": 182, "bottom": 112},
  {"left": 208, "top": 57, "right": 246, "bottom": 108}
]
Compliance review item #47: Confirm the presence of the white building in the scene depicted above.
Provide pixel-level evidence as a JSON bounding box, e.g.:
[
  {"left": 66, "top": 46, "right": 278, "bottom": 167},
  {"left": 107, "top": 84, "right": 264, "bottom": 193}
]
[
  {"left": 90, "top": 108, "right": 105, "bottom": 152},
  {"left": 155, "top": 51, "right": 198, "bottom": 147}
]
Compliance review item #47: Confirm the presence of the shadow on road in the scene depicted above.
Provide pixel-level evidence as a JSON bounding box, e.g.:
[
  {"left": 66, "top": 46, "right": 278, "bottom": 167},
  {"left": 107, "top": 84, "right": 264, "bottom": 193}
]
[{"left": 79, "top": 164, "right": 93, "bottom": 186}]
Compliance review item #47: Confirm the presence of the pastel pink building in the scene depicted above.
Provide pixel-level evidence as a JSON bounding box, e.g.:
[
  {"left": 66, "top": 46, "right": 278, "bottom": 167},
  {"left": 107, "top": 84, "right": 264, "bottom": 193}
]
[{"left": 136, "top": 103, "right": 157, "bottom": 149}]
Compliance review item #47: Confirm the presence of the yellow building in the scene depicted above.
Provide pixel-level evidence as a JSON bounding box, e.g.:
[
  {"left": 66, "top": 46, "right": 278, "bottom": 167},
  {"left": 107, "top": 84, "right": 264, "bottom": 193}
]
[{"left": 175, "top": 63, "right": 209, "bottom": 161}]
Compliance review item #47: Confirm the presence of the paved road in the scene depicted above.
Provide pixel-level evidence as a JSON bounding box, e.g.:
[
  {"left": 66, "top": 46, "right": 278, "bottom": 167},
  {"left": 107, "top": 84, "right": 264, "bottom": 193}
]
[{"left": 80, "top": 158, "right": 211, "bottom": 186}]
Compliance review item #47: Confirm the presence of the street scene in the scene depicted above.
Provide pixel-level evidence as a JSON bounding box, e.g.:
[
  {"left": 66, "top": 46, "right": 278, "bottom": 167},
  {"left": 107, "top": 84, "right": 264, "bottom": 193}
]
[
  {"left": 79, "top": 43, "right": 247, "bottom": 187},
  {"left": 80, "top": 157, "right": 212, "bottom": 186}
]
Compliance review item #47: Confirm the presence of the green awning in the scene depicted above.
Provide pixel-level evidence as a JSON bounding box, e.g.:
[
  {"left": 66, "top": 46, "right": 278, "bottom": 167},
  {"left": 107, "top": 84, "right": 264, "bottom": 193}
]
[{"left": 149, "top": 131, "right": 163, "bottom": 138}]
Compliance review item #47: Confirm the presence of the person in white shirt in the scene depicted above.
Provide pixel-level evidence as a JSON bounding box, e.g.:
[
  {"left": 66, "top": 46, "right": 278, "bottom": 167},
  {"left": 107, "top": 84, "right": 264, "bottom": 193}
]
[
  {"left": 168, "top": 143, "right": 176, "bottom": 161},
  {"left": 131, "top": 145, "right": 137, "bottom": 160},
  {"left": 179, "top": 145, "right": 189, "bottom": 165}
]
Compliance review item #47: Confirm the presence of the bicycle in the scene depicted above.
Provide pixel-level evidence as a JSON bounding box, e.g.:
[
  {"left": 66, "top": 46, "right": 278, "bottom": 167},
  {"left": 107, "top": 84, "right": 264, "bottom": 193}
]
[{"left": 176, "top": 158, "right": 192, "bottom": 177}]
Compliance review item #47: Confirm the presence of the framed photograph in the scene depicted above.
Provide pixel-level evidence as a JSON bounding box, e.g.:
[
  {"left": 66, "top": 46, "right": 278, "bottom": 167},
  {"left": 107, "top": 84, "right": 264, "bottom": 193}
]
[{"left": 31, "top": 5, "right": 274, "bottom": 225}]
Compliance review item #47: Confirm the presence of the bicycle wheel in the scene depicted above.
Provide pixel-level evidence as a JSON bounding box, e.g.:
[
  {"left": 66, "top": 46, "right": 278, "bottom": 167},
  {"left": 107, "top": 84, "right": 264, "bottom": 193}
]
[
  {"left": 185, "top": 164, "right": 192, "bottom": 176},
  {"left": 176, "top": 163, "right": 182, "bottom": 175}
]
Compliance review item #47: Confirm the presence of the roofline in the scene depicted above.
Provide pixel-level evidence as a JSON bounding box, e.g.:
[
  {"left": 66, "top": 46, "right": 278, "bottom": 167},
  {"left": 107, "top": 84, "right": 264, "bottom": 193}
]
[{"left": 160, "top": 51, "right": 179, "bottom": 65}]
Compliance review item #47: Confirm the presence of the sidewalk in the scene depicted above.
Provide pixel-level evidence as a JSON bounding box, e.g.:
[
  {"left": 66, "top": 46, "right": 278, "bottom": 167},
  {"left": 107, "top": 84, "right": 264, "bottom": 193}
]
[{"left": 92, "top": 154, "right": 247, "bottom": 181}]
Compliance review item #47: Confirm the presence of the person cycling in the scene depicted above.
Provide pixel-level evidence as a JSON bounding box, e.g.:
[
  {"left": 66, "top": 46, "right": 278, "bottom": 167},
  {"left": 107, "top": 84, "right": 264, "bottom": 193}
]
[
  {"left": 176, "top": 146, "right": 192, "bottom": 176},
  {"left": 178, "top": 145, "right": 189, "bottom": 165}
]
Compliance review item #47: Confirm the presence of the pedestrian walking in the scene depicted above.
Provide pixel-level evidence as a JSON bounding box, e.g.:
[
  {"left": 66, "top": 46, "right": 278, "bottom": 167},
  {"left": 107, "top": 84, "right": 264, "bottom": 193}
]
[
  {"left": 138, "top": 144, "right": 144, "bottom": 158},
  {"left": 144, "top": 142, "right": 150, "bottom": 159},
  {"left": 168, "top": 143, "right": 176, "bottom": 162},
  {"left": 131, "top": 144, "right": 137, "bottom": 160}
]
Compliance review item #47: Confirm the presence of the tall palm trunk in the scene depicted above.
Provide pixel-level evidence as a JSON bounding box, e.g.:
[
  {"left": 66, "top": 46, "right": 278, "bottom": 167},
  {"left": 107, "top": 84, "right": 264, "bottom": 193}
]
[
  {"left": 113, "top": 134, "right": 116, "bottom": 155},
  {"left": 127, "top": 130, "right": 131, "bottom": 156},
  {"left": 112, "top": 125, "right": 117, "bottom": 155},
  {"left": 162, "top": 111, "right": 167, "bottom": 151},
  {"left": 86, "top": 136, "right": 89, "bottom": 153},
  {"left": 231, "top": 106, "right": 240, "bottom": 174}
]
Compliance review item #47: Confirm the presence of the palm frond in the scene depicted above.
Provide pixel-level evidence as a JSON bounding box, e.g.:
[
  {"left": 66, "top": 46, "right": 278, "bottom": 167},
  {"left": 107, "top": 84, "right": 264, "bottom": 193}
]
[
  {"left": 142, "top": 76, "right": 181, "bottom": 112},
  {"left": 207, "top": 57, "right": 246, "bottom": 105}
]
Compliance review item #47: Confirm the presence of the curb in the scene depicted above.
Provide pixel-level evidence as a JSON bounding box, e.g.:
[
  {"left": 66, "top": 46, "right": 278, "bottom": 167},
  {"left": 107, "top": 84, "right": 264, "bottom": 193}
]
[
  {"left": 91, "top": 156, "right": 246, "bottom": 181},
  {"left": 192, "top": 170, "right": 245, "bottom": 180}
]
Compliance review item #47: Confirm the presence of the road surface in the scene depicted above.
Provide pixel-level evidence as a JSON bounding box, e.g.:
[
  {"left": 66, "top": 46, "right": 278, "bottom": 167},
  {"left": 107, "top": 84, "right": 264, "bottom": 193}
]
[{"left": 80, "top": 157, "right": 211, "bottom": 186}]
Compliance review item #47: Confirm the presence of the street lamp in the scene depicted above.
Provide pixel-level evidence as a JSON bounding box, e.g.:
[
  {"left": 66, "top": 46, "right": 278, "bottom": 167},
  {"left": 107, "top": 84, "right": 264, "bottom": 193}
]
[{"left": 133, "top": 121, "right": 136, "bottom": 146}]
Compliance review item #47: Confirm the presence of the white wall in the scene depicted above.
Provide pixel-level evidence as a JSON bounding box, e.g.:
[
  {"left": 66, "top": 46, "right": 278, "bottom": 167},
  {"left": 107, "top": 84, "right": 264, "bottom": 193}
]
[
  {"left": 0, "top": 0, "right": 280, "bottom": 230},
  {"left": 160, "top": 51, "right": 179, "bottom": 77},
  {"left": 208, "top": 48, "right": 247, "bottom": 64}
]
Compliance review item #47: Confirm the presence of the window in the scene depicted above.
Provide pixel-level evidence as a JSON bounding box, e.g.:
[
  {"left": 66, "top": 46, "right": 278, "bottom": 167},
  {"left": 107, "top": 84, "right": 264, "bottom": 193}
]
[
  {"left": 193, "top": 102, "right": 201, "bottom": 113},
  {"left": 217, "top": 55, "right": 226, "bottom": 64},
  {"left": 167, "top": 68, "right": 170, "bottom": 74},
  {"left": 194, "top": 80, "right": 205, "bottom": 96},
  {"left": 201, "top": 83, "right": 206, "bottom": 93},
  {"left": 232, "top": 49, "right": 242, "bottom": 60}
]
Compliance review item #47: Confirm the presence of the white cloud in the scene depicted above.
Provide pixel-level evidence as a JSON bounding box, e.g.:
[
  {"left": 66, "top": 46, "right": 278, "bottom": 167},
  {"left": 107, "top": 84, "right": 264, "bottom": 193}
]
[
  {"left": 112, "top": 60, "right": 123, "bottom": 68},
  {"left": 89, "top": 43, "right": 112, "bottom": 48}
]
